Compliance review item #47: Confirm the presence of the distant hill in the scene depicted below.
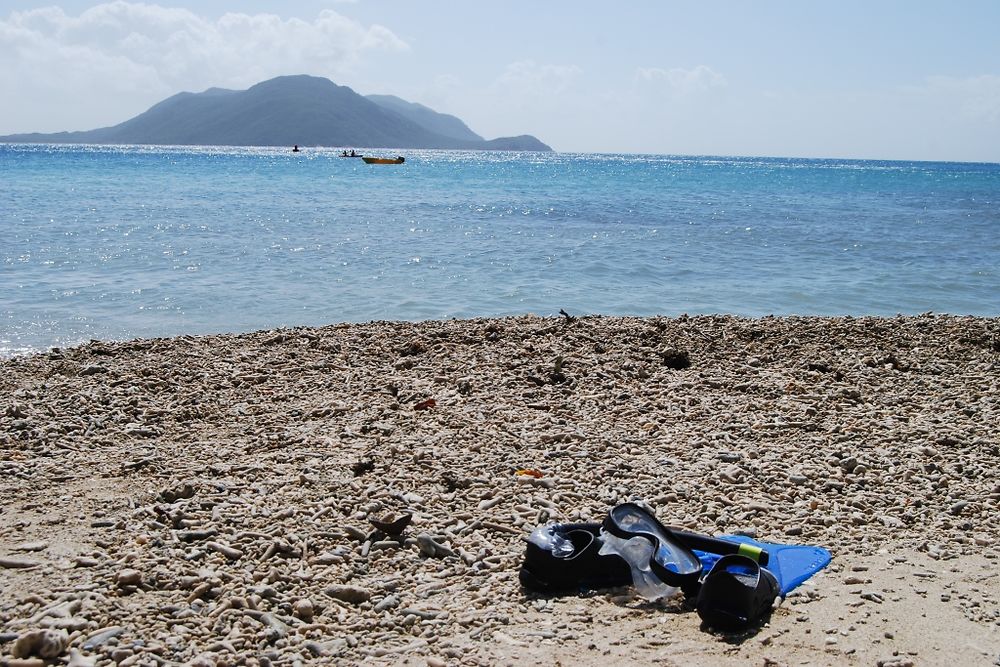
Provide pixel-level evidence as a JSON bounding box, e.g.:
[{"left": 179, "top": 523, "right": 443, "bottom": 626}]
[
  {"left": 0, "top": 75, "right": 552, "bottom": 151},
  {"left": 366, "top": 94, "right": 483, "bottom": 143}
]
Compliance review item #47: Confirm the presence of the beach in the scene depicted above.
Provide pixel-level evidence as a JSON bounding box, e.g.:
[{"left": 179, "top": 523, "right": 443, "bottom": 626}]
[
  {"left": 5, "top": 146, "right": 1000, "bottom": 358},
  {"left": 1, "top": 313, "right": 998, "bottom": 666}
]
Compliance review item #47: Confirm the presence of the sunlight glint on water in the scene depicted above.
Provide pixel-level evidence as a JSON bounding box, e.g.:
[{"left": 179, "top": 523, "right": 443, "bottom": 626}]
[{"left": 2, "top": 144, "right": 998, "bottom": 356}]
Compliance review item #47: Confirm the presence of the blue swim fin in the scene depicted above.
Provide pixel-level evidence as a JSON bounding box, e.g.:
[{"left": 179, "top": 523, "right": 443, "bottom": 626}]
[{"left": 693, "top": 536, "right": 831, "bottom": 596}]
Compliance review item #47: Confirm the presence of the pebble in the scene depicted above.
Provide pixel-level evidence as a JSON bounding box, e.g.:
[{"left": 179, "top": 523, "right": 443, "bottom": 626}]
[
  {"left": 3, "top": 659, "right": 48, "bottom": 667},
  {"left": 205, "top": 541, "right": 243, "bottom": 560},
  {"left": 1, "top": 314, "right": 997, "bottom": 665},
  {"left": 374, "top": 595, "right": 400, "bottom": 612},
  {"left": 399, "top": 608, "right": 443, "bottom": 620},
  {"left": 325, "top": 585, "right": 373, "bottom": 604},
  {"left": 289, "top": 598, "right": 313, "bottom": 622},
  {"left": 11, "top": 629, "right": 69, "bottom": 659},
  {"left": 178, "top": 529, "right": 217, "bottom": 542},
  {"left": 115, "top": 568, "right": 143, "bottom": 587},
  {"left": 81, "top": 626, "right": 125, "bottom": 650},
  {"left": 416, "top": 533, "right": 457, "bottom": 558},
  {"left": 67, "top": 649, "right": 97, "bottom": 667}
]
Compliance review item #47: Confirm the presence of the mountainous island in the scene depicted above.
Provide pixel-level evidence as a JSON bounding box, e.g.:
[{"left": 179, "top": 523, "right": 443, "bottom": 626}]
[{"left": 0, "top": 75, "right": 552, "bottom": 151}]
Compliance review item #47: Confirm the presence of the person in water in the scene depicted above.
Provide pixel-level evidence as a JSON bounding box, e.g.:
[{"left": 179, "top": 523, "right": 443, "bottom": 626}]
[{"left": 292, "top": 145, "right": 301, "bottom": 152}]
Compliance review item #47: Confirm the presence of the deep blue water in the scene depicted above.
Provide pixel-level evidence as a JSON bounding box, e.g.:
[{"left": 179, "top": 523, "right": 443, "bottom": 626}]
[{"left": 2, "top": 144, "right": 998, "bottom": 356}]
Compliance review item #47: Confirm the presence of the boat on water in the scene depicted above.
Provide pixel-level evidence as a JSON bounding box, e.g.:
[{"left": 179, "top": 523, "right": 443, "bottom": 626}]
[
  {"left": 362, "top": 156, "right": 405, "bottom": 165},
  {"left": 340, "top": 150, "right": 363, "bottom": 158}
]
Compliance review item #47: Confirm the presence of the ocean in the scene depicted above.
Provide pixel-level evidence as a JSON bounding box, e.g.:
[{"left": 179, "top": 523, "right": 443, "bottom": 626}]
[{"left": 2, "top": 144, "right": 998, "bottom": 357}]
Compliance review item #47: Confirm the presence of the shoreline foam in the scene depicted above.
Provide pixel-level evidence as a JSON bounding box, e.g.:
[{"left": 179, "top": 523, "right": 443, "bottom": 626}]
[{"left": 2, "top": 314, "right": 998, "bottom": 664}]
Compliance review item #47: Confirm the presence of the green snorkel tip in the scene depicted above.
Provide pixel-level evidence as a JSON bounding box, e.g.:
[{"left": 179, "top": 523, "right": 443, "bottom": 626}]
[{"left": 737, "top": 543, "right": 765, "bottom": 563}]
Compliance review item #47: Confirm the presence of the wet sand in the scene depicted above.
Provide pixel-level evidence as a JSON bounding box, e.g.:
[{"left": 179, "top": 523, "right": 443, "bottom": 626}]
[{"left": 1, "top": 314, "right": 998, "bottom": 665}]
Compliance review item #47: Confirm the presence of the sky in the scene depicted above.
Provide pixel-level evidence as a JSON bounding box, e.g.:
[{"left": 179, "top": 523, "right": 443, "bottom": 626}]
[{"left": 1, "top": 1, "right": 999, "bottom": 161}]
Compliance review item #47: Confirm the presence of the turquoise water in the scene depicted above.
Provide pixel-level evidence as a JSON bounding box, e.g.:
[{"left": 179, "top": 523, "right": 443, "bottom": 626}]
[{"left": 2, "top": 144, "right": 998, "bottom": 356}]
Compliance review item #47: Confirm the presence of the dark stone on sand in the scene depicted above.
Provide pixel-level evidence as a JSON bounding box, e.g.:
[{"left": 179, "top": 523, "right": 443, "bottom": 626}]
[{"left": 659, "top": 348, "right": 691, "bottom": 369}]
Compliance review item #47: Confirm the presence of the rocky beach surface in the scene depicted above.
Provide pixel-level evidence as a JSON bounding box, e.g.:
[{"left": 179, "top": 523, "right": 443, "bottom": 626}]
[{"left": 2, "top": 314, "right": 998, "bottom": 666}]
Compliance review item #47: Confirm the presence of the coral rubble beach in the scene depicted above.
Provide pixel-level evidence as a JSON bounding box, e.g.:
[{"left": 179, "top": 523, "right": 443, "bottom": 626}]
[{"left": 1, "top": 314, "right": 998, "bottom": 666}]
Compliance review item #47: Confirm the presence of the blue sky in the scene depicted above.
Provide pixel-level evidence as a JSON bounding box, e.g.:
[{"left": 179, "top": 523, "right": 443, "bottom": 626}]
[{"left": 2, "top": 1, "right": 998, "bottom": 161}]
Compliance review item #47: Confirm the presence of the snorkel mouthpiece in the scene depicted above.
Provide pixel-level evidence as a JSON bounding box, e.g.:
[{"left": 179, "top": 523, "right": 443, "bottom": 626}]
[{"left": 598, "top": 530, "right": 678, "bottom": 601}]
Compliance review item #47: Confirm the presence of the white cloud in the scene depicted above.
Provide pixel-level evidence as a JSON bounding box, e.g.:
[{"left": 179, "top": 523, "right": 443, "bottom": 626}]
[
  {"left": 635, "top": 65, "right": 727, "bottom": 95},
  {"left": 0, "top": 2, "right": 408, "bottom": 133},
  {"left": 434, "top": 61, "right": 578, "bottom": 146},
  {"left": 492, "top": 60, "right": 582, "bottom": 100}
]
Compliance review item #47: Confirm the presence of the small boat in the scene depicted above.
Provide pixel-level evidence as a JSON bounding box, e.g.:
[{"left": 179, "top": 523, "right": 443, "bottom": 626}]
[
  {"left": 362, "top": 156, "right": 405, "bottom": 164},
  {"left": 340, "top": 150, "right": 363, "bottom": 158}
]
